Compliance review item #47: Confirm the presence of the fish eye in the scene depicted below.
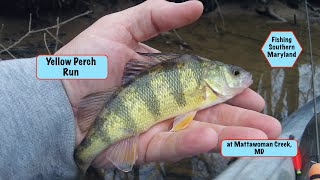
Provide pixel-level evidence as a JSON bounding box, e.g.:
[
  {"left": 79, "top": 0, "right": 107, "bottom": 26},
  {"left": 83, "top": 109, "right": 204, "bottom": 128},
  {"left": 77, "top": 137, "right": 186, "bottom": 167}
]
[{"left": 233, "top": 70, "right": 240, "bottom": 76}]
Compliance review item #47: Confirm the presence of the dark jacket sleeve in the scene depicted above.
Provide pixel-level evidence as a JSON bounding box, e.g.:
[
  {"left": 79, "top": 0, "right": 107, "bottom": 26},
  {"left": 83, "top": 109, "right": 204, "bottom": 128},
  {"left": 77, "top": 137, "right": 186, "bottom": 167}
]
[{"left": 0, "top": 58, "right": 79, "bottom": 179}]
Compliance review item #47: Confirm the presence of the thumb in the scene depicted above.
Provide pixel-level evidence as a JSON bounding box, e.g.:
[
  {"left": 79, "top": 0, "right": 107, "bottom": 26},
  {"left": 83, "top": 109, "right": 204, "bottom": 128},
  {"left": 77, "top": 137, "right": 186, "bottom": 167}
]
[{"left": 96, "top": 0, "right": 203, "bottom": 47}]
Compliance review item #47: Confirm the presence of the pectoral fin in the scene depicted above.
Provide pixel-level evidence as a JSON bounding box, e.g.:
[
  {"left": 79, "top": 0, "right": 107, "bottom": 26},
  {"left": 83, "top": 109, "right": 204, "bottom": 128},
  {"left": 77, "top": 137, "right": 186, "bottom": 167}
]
[
  {"left": 170, "top": 111, "right": 197, "bottom": 132},
  {"left": 199, "top": 86, "right": 213, "bottom": 100},
  {"left": 105, "top": 135, "right": 139, "bottom": 172},
  {"left": 204, "top": 78, "right": 222, "bottom": 96}
]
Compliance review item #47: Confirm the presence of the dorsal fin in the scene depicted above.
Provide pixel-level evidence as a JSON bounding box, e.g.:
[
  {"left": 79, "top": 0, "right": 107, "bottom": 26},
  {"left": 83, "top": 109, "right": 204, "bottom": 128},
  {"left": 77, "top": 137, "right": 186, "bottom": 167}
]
[
  {"left": 137, "top": 52, "right": 182, "bottom": 62},
  {"left": 122, "top": 52, "right": 182, "bottom": 84},
  {"left": 77, "top": 87, "right": 118, "bottom": 133}
]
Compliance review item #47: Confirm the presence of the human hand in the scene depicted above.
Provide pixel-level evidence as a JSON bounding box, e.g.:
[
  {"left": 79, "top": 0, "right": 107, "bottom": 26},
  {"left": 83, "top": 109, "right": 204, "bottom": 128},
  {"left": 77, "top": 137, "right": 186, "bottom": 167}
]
[{"left": 56, "top": 0, "right": 281, "bottom": 169}]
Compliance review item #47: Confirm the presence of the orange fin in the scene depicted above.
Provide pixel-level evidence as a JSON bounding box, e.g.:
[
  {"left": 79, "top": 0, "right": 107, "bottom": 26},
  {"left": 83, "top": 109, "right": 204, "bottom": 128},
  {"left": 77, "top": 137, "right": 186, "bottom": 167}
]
[
  {"left": 105, "top": 135, "right": 139, "bottom": 172},
  {"left": 170, "top": 111, "right": 197, "bottom": 132},
  {"left": 77, "top": 87, "right": 118, "bottom": 133}
]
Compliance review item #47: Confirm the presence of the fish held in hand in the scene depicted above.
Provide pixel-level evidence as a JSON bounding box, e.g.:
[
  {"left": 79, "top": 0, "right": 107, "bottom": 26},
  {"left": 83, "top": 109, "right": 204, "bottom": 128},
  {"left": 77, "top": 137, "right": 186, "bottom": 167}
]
[{"left": 74, "top": 53, "right": 253, "bottom": 173}]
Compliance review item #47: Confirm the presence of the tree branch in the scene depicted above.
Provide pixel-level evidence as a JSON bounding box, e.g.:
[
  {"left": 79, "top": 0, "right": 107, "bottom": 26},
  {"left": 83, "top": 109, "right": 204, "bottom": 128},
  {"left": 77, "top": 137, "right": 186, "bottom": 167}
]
[
  {"left": 0, "top": 10, "right": 92, "bottom": 55},
  {"left": 43, "top": 33, "right": 52, "bottom": 55}
]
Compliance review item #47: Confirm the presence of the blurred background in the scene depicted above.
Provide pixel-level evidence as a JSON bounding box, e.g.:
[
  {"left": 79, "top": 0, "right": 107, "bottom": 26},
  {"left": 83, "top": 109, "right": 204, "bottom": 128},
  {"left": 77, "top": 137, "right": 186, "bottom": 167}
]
[{"left": 0, "top": 0, "right": 319, "bottom": 179}]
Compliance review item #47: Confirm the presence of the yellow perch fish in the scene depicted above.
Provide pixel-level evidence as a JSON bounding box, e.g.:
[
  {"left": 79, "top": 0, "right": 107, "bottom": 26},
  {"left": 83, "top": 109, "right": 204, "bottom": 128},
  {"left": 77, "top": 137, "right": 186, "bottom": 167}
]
[{"left": 75, "top": 53, "right": 253, "bottom": 173}]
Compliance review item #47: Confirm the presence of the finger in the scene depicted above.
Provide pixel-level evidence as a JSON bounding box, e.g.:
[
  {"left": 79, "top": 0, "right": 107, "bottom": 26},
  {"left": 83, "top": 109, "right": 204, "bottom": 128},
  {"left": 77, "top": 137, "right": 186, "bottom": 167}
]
[
  {"left": 92, "top": 118, "right": 174, "bottom": 168},
  {"left": 227, "top": 88, "right": 265, "bottom": 112},
  {"left": 213, "top": 126, "right": 268, "bottom": 152},
  {"left": 195, "top": 104, "right": 282, "bottom": 139},
  {"left": 144, "top": 120, "right": 268, "bottom": 162},
  {"left": 145, "top": 125, "right": 218, "bottom": 163},
  {"left": 98, "top": 0, "right": 203, "bottom": 47},
  {"left": 135, "top": 43, "right": 161, "bottom": 53},
  {"left": 165, "top": 121, "right": 268, "bottom": 152}
]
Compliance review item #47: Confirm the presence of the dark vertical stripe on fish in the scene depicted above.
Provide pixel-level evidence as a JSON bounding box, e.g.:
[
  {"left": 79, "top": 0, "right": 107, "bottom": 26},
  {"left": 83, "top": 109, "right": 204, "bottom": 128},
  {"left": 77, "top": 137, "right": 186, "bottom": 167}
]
[
  {"left": 190, "top": 62, "right": 203, "bottom": 86},
  {"left": 137, "top": 72, "right": 161, "bottom": 118},
  {"left": 114, "top": 97, "right": 137, "bottom": 134},
  {"left": 95, "top": 116, "right": 112, "bottom": 143},
  {"left": 77, "top": 117, "right": 109, "bottom": 152},
  {"left": 164, "top": 62, "right": 186, "bottom": 107},
  {"left": 78, "top": 125, "right": 95, "bottom": 149}
]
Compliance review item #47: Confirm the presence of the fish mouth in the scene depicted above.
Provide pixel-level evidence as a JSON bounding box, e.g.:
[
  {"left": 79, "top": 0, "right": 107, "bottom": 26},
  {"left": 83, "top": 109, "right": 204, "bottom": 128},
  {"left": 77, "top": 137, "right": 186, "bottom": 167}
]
[{"left": 243, "top": 73, "right": 253, "bottom": 88}]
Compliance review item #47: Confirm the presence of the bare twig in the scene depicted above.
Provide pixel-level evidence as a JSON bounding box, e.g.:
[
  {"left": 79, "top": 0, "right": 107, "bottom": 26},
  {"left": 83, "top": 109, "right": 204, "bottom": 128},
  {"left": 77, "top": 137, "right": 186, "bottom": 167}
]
[
  {"left": 45, "top": 29, "right": 63, "bottom": 44},
  {"left": 256, "top": 7, "right": 287, "bottom": 23},
  {"left": 0, "top": 10, "right": 92, "bottom": 55},
  {"left": 43, "top": 33, "right": 51, "bottom": 55},
  {"left": 28, "top": 13, "right": 32, "bottom": 31},
  {"left": 172, "top": 29, "right": 192, "bottom": 50},
  {"left": 305, "top": 0, "right": 320, "bottom": 162},
  {"left": 40, "top": 10, "right": 92, "bottom": 31},
  {"left": 214, "top": 24, "right": 219, "bottom": 33},
  {"left": 55, "top": 17, "right": 60, "bottom": 53},
  {"left": 307, "top": 1, "right": 315, "bottom": 12},
  {"left": 1, "top": 33, "right": 29, "bottom": 55},
  {"left": 0, "top": 43, "right": 16, "bottom": 59},
  {"left": 214, "top": 0, "right": 225, "bottom": 30},
  {"left": 173, "top": 29, "right": 183, "bottom": 42}
]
